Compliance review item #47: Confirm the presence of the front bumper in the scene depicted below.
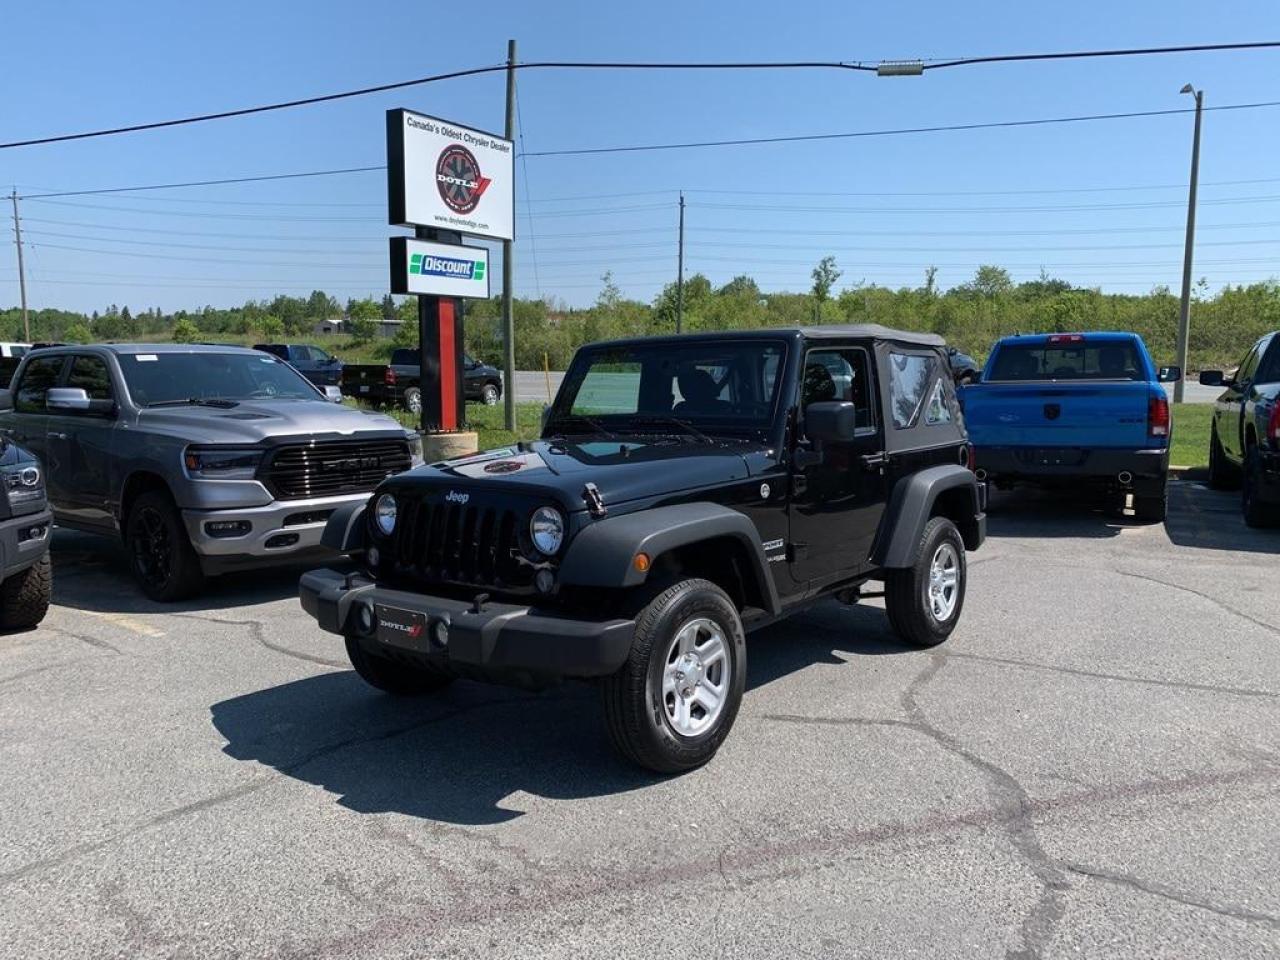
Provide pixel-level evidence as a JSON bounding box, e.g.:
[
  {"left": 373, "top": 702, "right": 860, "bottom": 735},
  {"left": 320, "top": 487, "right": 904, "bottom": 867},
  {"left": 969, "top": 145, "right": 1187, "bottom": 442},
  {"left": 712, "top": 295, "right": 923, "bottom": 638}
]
[
  {"left": 976, "top": 446, "right": 1169, "bottom": 484},
  {"left": 182, "top": 492, "right": 372, "bottom": 561},
  {"left": 300, "top": 568, "right": 635, "bottom": 682},
  {"left": 0, "top": 508, "right": 51, "bottom": 583}
]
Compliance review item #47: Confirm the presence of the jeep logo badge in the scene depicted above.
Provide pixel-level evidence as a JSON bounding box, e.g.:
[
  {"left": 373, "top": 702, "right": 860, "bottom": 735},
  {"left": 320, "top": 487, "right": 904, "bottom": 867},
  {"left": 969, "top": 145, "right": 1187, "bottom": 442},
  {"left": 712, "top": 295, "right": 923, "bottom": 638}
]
[{"left": 444, "top": 490, "right": 470, "bottom": 505}]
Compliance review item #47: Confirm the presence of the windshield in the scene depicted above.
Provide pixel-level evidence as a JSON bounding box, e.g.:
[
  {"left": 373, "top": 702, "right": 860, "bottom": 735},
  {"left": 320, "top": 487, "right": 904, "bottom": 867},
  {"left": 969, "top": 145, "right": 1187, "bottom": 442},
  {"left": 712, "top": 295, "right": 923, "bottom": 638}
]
[
  {"left": 120, "top": 351, "right": 321, "bottom": 406},
  {"left": 988, "top": 342, "right": 1144, "bottom": 382},
  {"left": 548, "top": 339, "right": 785, "bottom": 438}
]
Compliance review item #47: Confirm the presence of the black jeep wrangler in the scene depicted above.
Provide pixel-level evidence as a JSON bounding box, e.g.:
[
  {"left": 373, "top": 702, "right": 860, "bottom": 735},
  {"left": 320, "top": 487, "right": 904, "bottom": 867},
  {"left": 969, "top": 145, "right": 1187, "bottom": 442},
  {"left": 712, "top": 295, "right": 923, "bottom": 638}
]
[
  {"left": 300, "top": 326, "right": 985, "bottom": 772},
  {"left": 0, "top": 437, "right": 52, "bottom": 630}
]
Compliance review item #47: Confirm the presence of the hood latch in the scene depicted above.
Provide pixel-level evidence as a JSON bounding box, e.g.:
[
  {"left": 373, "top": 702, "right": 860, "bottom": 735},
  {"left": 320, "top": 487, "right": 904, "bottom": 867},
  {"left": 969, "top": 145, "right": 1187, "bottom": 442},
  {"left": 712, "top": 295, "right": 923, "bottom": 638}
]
[{"left": 582, "top": 482, "right": 607, "bottom": 518}]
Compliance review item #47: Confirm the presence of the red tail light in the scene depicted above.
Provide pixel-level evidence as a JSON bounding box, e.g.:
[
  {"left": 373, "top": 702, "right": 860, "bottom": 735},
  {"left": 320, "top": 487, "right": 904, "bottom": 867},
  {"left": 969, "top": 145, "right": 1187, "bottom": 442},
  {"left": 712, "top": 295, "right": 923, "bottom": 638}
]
[
  {"left": 1148, "top": 394, "right": 1170, "bottom": 438},
  {"left": 384, "top": 368, "right": 397, "bottom": 386},
  {"left": 1268, "top": 402, "right": 1280, "bottom": 443}
]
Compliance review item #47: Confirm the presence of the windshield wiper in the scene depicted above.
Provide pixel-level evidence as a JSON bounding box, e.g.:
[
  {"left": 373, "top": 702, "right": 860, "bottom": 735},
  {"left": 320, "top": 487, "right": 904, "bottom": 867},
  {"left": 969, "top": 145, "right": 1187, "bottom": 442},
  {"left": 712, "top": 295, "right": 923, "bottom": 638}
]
[
  {"left": 146, "top": 397, "right": 241, "bottom": 409},
  {"left": 548, "top": 414, "right": 616, "bottom": 438},
  {"left": 628, "top": 416, "right": 714, "bottom": 443}
]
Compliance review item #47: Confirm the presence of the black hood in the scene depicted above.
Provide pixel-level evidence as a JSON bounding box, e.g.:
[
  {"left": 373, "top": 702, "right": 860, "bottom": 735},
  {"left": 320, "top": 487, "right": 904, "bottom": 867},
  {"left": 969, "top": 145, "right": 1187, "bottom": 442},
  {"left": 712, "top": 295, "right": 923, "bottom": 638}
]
[{"left": 382, "top": 437, "right": 769, "bottom": 511}]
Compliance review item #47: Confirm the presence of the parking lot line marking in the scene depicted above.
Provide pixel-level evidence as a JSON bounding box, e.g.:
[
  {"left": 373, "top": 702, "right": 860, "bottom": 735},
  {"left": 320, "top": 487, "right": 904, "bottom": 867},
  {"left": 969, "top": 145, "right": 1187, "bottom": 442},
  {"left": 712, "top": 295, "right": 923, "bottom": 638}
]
[{"left": 70, "top": 610, "right": 164, "bottom": 639}]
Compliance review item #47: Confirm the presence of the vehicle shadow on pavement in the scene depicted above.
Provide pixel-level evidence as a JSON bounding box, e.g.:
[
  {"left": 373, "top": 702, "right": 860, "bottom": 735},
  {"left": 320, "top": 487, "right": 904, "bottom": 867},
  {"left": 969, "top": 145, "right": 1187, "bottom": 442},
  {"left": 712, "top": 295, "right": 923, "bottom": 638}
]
[
  {"left": 1163, "top": 477, "right": 1280, "bottom": 555},
  {"left": 209, "top": 672, "right": 656, "bottom": 825},
  {"left": 208, "top": 600, "right": 907, "bottom": 826},
  {"left": 49, "top": 528, "right": 345, "bottom": 614},
  {"left": 984, "top": 486, "right": 1129, "bottom": 539}
]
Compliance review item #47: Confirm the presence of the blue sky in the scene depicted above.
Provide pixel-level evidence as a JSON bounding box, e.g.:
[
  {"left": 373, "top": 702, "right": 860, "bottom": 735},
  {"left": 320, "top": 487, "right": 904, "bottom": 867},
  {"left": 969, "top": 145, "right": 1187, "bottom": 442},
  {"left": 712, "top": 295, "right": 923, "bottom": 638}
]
[{"left": 2, "top": 0, "right": 1279, "bottom": 314}]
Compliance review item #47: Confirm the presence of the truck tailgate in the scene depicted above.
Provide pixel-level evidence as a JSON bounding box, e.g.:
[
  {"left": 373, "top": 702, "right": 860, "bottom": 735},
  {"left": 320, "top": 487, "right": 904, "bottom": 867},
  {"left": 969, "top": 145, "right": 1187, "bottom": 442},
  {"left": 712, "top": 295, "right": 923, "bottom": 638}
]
[{"left": 962, "top": 382, "right": 1156, "bottom": 448}]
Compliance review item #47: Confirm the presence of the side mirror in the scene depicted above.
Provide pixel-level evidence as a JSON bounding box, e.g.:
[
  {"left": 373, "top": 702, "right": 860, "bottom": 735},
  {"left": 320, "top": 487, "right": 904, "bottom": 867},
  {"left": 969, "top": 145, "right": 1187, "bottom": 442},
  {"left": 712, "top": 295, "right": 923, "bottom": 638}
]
[
  {"left": 0, "top": 390, "right": 11, "bottom": 413},
  {"left": 805, "top": 401, "right": 858, "bottom": 443},
  {"left": 47, "top": 387, "right": 114, "bottom": 416},
  {"left": 1157, "top": 365, "right": 1182, "bottom": 383},
  {"left": 323, "top": 385, "right": 343, "bottom": 403},
  {"left": 1198, "top": 369, "right": 1224, "bottom": 386}
]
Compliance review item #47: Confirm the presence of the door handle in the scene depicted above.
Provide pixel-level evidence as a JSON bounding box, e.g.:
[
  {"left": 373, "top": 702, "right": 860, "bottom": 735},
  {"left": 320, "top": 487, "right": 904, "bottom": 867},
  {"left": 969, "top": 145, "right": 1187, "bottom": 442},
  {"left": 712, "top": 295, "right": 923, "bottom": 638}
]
[
  {"left": 47, "top": 431, "right": 68, "bottom": 441},
  {"left": 860, "top": 452, "right": 887, "bottom": 469}
]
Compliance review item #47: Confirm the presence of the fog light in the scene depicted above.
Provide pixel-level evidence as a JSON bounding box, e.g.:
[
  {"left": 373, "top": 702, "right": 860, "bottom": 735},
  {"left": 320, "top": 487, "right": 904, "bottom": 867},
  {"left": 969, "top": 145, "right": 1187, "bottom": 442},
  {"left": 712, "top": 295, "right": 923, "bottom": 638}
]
[
  {"left": 431, "top": 617, "right": 450, "bottom": 649},
  {"left": 205, "top": 519, "right": 251, "bottom": 538},
  {"left": 264, "top": 533, "right": 299, "bottom": 549},
  {"left": 367, "top": 546, "right": 380, "bottom": 567},
  {"left": 534, "top": 568, "right": 556, "bottom": 593},
  {"left": 355, "top": 601, "right": 375, "bottom": 635}
]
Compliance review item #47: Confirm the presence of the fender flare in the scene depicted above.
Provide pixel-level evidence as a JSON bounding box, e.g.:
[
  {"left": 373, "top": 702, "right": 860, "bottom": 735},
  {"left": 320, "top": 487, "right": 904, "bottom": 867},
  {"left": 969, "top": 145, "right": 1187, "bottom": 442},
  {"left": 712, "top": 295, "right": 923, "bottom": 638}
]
[
  {"left": 321, "top": 501, "right": 367, "bottom": 553},
  {"left": 873, "top": 465, "right": 981, "bottom": 568},
  {"left": 558, "top": 501, "right": 781, "bottom": 615}
]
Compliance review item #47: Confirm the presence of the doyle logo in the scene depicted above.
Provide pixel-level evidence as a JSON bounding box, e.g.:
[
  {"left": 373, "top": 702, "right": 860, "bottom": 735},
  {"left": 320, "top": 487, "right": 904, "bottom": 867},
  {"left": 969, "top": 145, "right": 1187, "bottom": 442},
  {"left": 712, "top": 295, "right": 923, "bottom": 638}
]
[
  {"left": 409, "top": 253, "right": 485, "bottom": 282},
  {"left": 444, "top": 490, "right": 470, "bottom": 505},
  {"left": 379, "top": 618, "right": 424, "bottom": 639},
  {"left": 436, "top": 144, "right": 491, "bottom": 214}
]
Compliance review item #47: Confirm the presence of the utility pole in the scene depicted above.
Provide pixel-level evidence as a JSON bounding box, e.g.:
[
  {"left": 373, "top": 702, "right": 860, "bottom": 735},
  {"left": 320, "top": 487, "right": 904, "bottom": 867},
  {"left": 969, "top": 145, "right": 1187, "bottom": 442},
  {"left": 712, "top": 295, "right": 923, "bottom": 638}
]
[
  {"left": 501, "top": 38, "right": 517, "bottom": 430},
  {"left": 675, "top": 191, "right": 685, "bottom": 334},
  {"left": 1175, "top": 85, "right": 1203, "bottom": 403},
  {"left": 9, "top": 191, "right": 29, "bottom": 341}
]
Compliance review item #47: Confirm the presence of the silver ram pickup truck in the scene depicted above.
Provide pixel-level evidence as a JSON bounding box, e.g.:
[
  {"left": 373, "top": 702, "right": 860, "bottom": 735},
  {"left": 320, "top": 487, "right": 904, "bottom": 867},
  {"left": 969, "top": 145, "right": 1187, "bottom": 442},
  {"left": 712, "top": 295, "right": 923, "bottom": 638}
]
[{"left": 0, "top": 344, "right": 422, "bottom": 600}]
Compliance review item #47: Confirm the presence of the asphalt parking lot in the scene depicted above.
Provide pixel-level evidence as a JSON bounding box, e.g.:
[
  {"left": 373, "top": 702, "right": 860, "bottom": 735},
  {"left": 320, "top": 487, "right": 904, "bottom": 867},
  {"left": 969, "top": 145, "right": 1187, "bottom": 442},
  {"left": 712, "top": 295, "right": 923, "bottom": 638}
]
[{"left": 2, "top": 477, "right": 1277, "bottom": 959}]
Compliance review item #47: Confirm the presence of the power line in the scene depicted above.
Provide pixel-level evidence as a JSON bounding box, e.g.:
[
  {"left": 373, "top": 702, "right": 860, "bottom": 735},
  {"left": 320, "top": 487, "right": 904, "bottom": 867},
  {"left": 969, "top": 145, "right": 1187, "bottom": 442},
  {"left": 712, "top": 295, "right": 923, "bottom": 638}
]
[
  {"left": 525, "top": 100, "right": 1280, "bottom": 157},
  {"left": 924, "top": 41, "right": 1280, "bottom": 70},
  {"left": 19, "top": 166, "right": 385, "bottom": 199},
  {"left": 689, "top": 192, "right": 1280, "bottom": 214}
]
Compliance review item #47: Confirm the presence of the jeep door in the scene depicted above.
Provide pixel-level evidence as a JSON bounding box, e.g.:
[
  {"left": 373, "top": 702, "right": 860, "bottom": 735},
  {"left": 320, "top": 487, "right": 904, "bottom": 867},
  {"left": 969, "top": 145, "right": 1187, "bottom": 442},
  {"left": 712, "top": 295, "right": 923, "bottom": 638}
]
[
  {"left": 787, "top": 344, "right": 887, "bottom": 584},
  {"left": 45, "top": 353, "right": 119, "bottom": 529}
]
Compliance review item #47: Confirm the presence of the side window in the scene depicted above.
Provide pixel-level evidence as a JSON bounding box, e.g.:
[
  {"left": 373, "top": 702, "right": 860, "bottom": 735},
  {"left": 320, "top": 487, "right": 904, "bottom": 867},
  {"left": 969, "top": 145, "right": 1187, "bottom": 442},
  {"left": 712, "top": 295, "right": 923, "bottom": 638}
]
[
  {"left": 66, "top": 355, "right": 114, "bottom": 401},
  {"left": 889, "top": 353, "right": 936, "bottom": 429},
  {"left": 924, "top": 379, "right": 952, "bottom": 425},
  {"left": 1253, "top": 338, "right": 1280, "bottom": 384},
  {"left": 803, "top": 348, "right": 875, "bottom": 432},
  {"left": 1237, "top": 345, "right": 1261, "bottom": 384},
  {"left": 15, "top": 356, "right": 65, "bottom": 413}
]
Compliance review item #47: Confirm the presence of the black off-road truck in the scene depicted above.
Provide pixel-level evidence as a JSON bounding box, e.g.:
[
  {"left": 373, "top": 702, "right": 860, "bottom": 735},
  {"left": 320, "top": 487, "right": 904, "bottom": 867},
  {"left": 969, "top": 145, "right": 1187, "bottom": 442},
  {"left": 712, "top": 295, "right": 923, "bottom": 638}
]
[
  {"left": 301, "top": 326, "right": 986, "bottom": 772},
  {"left": 0, "top": 437, "right": 52, "bottom": 630}
]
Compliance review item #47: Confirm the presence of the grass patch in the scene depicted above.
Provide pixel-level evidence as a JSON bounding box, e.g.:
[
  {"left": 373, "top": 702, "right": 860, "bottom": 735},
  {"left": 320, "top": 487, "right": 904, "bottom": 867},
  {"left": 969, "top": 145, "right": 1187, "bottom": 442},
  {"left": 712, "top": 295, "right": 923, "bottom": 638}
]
[
  {"left": 364, "top": 401, "right": 545, "bottom": 452},
  {"left": 1170, "top": 403, "right": 1212, "bottom": 468}
]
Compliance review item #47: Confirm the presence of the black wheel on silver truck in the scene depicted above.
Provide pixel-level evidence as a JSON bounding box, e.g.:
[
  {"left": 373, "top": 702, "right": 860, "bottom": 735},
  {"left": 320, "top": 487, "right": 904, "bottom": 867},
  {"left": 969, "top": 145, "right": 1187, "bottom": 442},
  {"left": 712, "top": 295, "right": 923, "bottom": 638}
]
[
  {"left": 125, "top": 489, "right": 205, "bottom": 602},
  {"left": 0, "top": 553, "right": 51, "bottom": 630},
  {"left": 343, "top": 636, "right": 454, "bottom": 695},
  {"left": 403, "top": 387, "right": 422, "bottom": 416},
  {"left": 884, "top": 516, "right": 966, "bottom": 648},
  {"left": 1242, "top": 447, "right": 1278, "bottom": 528},
  {"left": 1208, "top": 422, "right": 1241, "bottom": 490},
  {"left": 602, "top": 578, "right": 747, "bottom": 774}
]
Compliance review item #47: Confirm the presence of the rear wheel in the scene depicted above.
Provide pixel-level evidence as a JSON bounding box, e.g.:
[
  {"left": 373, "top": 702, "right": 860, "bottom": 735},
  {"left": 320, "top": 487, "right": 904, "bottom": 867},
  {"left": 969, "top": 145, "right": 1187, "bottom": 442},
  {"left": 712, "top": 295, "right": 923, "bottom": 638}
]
[
  {"left": 602, "top": 578, "right": 746, "bottom": 773},
  {"left": 403, "top": 387, "right": 422, "bottom": 416},
  {"left": 1208, "top": 422, "right": 1241, "bottom": 490},
  {"left": 885, "top": 517, "right": 966, "bottom": 648},
  {"left": 481, "top": 382, "right": 500, "bottom": 406},
  {"left": 344, "top": 636, "right": 454, "bottom": 695},
  {"left": 125, "top": 490, "right": 204, "bottom": 602},
  {"left": 1242, "top": 447, "right": 1278, "bottom": 528},
  {"left": 0, "top": 554, "right": 51, "bottom": 630}
]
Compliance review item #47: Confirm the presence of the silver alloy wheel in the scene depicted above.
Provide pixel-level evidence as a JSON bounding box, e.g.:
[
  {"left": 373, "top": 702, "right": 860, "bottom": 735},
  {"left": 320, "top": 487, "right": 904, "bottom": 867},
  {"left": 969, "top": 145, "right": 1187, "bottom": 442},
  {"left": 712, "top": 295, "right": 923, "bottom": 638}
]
[
  {"left": 482, "top": 384, "right": 499, "bottom": 405},
  {"left": 405, "top": 390, "right": 422, "bottom": 415},
  {"left": 926, "top": 542, "right": 961, "bottom": 622},
  {"left": 660, "top": 616, "right": 729, "bottom": 737}
]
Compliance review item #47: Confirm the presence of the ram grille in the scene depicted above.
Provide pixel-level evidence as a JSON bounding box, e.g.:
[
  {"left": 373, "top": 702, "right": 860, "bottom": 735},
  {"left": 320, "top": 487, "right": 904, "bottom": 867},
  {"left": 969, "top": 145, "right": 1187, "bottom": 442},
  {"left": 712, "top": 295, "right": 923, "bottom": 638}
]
[{"left": 261, "top": 438, "right": 411, "bottom": 500}]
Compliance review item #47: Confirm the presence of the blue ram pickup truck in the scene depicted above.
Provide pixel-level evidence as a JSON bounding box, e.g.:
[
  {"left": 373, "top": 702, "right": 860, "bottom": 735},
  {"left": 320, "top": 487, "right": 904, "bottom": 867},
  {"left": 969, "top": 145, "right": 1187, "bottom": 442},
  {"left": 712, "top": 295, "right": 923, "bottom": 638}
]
[{"left": 961, "top": 332, "right": 1181, "bottom": 521}]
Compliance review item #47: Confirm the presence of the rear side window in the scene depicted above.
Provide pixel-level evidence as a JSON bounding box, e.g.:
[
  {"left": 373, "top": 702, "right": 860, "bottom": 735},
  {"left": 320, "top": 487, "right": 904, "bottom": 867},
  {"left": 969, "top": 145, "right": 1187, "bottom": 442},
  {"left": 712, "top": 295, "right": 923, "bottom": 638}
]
[
  {"left": 1254, "top": 338, "right": 1280, "bottom": 384},
  {"left": 66, "top": 355, "right": 114, "bottom": 401},
  {"left": 889, "top": 353, "right": 935, "bottom": 428},
  {"left": 988, "top": 342, "right": 1143, "bottom": 381},
  {"left": 15, "top": 356, "right": 64, "bottom": 413}
]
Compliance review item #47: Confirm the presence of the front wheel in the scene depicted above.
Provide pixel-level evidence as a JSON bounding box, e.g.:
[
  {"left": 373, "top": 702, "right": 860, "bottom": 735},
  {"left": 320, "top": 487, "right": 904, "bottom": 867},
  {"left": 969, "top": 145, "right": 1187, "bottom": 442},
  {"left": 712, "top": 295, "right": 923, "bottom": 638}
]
[
  {"left": 403, "top": 387, "right": 422, "bottom": 416},
  {"left": 601, "top": 578, "right": 746, "bottom": 773},
  {"left": 125, "top": 490, "right": 205, "bottom": 602},
  {"left": 0, "top": 554, "right": 51, "bottom": 630},
  {"left": 884, "top": 517, "right": 967, "bottom": 648},
  {"left": 1208, "top": 422, "right": 1241, "bottom": 490},
  {"left": 481, "top": 382, "right": 500, "bottom": 406}
]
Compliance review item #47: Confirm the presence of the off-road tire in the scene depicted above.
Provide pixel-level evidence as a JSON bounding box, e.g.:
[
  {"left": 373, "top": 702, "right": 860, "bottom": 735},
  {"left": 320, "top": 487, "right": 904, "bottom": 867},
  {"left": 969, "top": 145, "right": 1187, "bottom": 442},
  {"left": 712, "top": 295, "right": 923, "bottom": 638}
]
[
  {"left": 602, "top": 578, "right": 746, "bottom": 774},
  {"left": 0, "top": 553, "right": 51, "bottom": 630},
  {"left": 481, "top": 382, "right": 501, "bottom": 406},
  {"left": 1242, "top": 447, "right": 1278, "bottom": 528},
  {"left": 344, "top": 635, "right": 454, "bottom": 695},
  {"left": 125, "top": 490, "right": 205, "bottom": 602},
  {"left": 884, "top": 516, "right": 966, "bottom": 648},
  {"left": 403, "top": 387, "right": 422, "bottom": 415},
  {"left": 1208, "top": 422, "right": 1241, "bottom": 490}
]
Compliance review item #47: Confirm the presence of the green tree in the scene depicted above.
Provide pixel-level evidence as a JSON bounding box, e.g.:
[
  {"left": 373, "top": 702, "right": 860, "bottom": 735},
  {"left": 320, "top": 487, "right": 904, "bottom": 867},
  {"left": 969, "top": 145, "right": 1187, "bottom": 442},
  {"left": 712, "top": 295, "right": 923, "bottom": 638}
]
[
  {"left": 968, "top": 265, "right": 1014, "bottom": 298},
  {"left": 258, "top": 315, "right": 284, "bottom": 339},
  {"left": 811, "top": 256, "right": 841, "bottom": 304},
  {"left": 171, "top": 317, "right": 200, "bottom": 343},
  {"left": 347, "top": 298, "right": 381, "bottom": 343},
  {"left": 64, "top": 322, "right": 93, "bottom": 344}
]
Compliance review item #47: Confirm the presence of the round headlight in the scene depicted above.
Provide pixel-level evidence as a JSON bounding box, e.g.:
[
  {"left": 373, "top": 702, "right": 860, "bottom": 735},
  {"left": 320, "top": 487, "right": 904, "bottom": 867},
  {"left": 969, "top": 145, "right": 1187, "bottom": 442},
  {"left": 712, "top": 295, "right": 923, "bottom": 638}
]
[
  {"left": 374, "top": 494, "right": 397, "bottom": 536},
  {"left": 530, "top": 506, "right": 565, "bottom": 555}
]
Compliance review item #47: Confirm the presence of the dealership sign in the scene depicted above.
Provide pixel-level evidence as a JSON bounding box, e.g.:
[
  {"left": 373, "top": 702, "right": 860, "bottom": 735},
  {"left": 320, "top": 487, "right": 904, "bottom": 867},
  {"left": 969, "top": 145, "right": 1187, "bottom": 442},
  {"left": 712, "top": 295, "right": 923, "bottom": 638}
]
[
  {"left": 386, "top": 108, "right": 514, "bottom": 241},
  {"left": 389, "top": 237, "right": 490, "bottom": 298}
]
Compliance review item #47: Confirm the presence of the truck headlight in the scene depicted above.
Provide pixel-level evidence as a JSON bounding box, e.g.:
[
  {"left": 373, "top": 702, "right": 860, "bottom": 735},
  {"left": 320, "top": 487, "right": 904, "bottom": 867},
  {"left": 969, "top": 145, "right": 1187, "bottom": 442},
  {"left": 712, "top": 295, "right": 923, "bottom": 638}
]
[
  {"left": 1, "top": 462, "right": 43, "bottom": 506},
  {"left": 183, "top": 447, "right": 264, "bottom": 480},
  {"left": 405, "top": 430, "right": 424, "bottom": 467},
  {"left": 530, "top": 506, "right": 564, "bottom": 555},
  {"left": 375, "top": 494, "right": 397, "bottom": 535}
]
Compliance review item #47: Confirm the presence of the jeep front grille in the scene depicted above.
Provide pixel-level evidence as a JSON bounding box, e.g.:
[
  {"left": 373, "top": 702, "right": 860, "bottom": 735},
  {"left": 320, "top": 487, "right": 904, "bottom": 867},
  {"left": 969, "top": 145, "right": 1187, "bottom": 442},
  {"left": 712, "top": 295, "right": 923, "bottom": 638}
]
[
  {"left": 389, "top": 497, "right": 532, "bottom": 591},
  {"left": 262, "top": 438, "right": 411, "bottom": 500}
]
